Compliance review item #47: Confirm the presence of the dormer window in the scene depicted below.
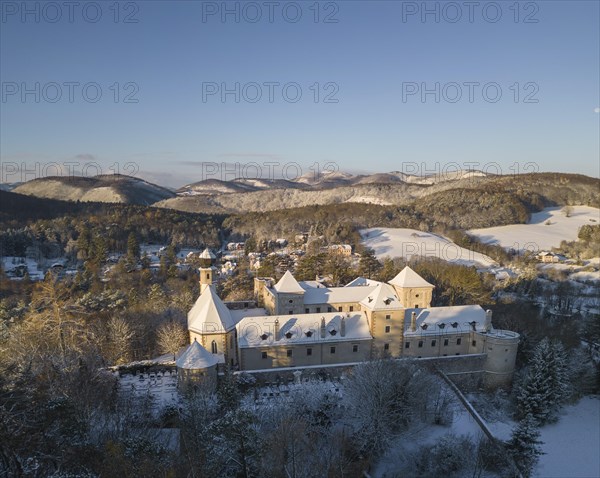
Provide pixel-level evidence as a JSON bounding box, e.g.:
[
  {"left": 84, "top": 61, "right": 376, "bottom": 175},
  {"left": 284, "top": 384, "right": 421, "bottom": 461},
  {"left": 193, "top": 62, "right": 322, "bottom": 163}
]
[
  {"left": 384, "top": 298, "right": 391, "bottom": 305},
  {"left": 438, "top": 323, "right": 445, "bottom": 329},
  {"left": 260, "top": 333, "right": 268, "bottom": 341},
  {"left": 368, "top": 297, "right": 373, "bottom": 302},
  {"left": 285, "top": 332, "right": 293, "bottom": 339},
  {"left": 451, "top": 322, "right": 458, "bottom": 328},
  {"left": 305, "top": 331, "right": 313, "bottom": 338},
  {"left": 329, "top": 329, "right": 337, "bottom": 336},
  {"left": 421, "top": 324, "right": 428, "bottom": 330},
  {"left": 469, "top": 321, "right": 477, "bottom": 331}
]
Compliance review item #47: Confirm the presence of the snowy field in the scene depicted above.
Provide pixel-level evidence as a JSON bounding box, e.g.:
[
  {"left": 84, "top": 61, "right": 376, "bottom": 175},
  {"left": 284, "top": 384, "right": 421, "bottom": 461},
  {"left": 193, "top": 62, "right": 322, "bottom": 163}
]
[
  {"left": 360, "top": 228, "right": 496, "bottom": 268},
  {"left": 469, "top": 206, "right": 600, "bottom": 252},
  {"left": 535, "top": 396, "right": 600, "bottom": 478}
]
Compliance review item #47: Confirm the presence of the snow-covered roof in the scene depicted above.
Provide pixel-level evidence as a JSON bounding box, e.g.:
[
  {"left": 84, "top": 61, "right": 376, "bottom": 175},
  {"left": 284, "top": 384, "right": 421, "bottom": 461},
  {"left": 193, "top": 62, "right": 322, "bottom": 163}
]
[
  {"left": 237, "top": 312, "right": 372, "bottom": 348},
  {"left": 188, "top": 285, "right": 237, "bottom": 334},
  {"left": 230, "top": 307, "right": 268, "bottom": 324},
  {"left": 404, "top": 305, "right": 486, "bottom": 336},
  {"left": 360, "top": 283, "right": 400, "bottom": 310},
  {"left": 199, "top": 248, "right": 216, "bottom": 260},
  {"left": 389, "top": 266, "right": 434, "bottom": 288},
  {"left": 176, "top": 339, "right": 220, "bottom": 369},
  {"left": 345, "top": 277, "right": 382, "bottom": 287},
  {"left": 303, "top": 285, "right": 377, "bottom": 305},
  {"left": 273, "top": 270, "right": 305, "bottom": 294}
]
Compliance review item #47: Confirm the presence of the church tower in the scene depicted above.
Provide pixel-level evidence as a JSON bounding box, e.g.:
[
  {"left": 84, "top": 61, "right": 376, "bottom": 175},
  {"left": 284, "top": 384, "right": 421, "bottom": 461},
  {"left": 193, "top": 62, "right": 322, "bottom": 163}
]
[{"left": 198, "top": 248, "right": 216, "bottom": 294}]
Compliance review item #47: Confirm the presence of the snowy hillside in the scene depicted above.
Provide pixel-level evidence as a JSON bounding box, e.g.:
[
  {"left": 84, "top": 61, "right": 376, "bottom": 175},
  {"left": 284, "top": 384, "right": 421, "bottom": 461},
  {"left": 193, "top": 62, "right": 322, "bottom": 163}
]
[
  {"left": 468, "top": 206, "right": 600, "bottom": 252},
  {"left": 360, "top": 228, "right": 496, "bottom": 268}
]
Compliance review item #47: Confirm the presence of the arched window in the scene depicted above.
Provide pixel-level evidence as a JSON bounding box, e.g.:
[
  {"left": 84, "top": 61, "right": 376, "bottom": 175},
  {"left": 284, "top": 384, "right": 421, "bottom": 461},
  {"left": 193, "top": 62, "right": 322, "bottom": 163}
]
[{"left": 211, "top": 340, "right": 217, "bottom": 354}]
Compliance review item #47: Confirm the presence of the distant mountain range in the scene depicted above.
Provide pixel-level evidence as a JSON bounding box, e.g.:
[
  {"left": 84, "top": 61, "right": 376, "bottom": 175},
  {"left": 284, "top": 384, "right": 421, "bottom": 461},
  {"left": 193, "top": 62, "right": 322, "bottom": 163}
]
[{"left": 5, "top": 171, "right": 599, "bottom": 216}]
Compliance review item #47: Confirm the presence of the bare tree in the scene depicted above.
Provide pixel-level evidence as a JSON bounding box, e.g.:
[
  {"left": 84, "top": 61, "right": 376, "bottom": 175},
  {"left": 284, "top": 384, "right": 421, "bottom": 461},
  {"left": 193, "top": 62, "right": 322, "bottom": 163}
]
[
  {"left": 156, "top": 320, "right": 188, "bottom": 359},
  {"left": 562, "top": 205, "right": 573, "bottom": 217},
  {"left": 106, "top": 316, "right": 134, "bottom": 365}
]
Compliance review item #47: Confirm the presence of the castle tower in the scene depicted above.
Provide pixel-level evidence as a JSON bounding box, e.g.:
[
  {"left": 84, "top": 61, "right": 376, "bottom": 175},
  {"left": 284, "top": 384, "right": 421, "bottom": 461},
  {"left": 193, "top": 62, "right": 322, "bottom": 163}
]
[
  {"left": 360, "top": 283, "right": 403, "bottom": 357},
  {"left": 388, "top": 266, "right": 434, "bottom": 309},
  {"left": 198, "top": 248, "right": 216, "bottom": 294}
]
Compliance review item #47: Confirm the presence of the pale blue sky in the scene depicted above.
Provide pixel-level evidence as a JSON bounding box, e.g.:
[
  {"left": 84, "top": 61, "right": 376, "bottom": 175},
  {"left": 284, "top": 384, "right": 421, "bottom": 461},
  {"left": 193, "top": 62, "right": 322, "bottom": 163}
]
[{"left": 1, "top": 0, "right": 598, "bottom": 187}]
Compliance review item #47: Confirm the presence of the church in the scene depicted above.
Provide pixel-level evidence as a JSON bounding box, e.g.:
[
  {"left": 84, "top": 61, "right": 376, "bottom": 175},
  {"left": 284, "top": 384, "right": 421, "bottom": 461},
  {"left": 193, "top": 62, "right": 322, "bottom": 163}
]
[{"left": 178, "top": 249, "right": 520, "bottom": 389}]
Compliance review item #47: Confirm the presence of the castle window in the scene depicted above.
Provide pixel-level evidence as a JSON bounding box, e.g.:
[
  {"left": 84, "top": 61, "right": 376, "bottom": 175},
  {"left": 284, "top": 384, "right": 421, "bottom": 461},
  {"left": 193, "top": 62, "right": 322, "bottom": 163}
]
[
  {"left": 385, "top": 326, "right": 391, "bottom": 333},
  {"left": 329, "top": 329, "right": 338, "bottom": 336},
  {"left": 305, "top": 331, "right": 313, "bottom": 338},
  {"left": 288, "top": 310, "right": 293, "bottom": 314},
  {"left": 405, "top": 342, "right": 410, "bottom": 349},
  {"left": 384, "top": 343, "right": 390, "bottom": 351},
  {"left": 457, "top": 338, "right": 462, "bottom": 345},
  {"left": 386, "top": 314, "right": 391, "bottom": 320},
  {"left": 472, "top": 340, "right": 477, "bottom": 347},
  {"left": 443, "top": 339, "right": 449, "bottom": 346},
  {"left": 286, "top": 349, "right": 292, "bottom": 357},
  {"left": 415, "top": 304, "right": 419, "bottom": 308},
  {"left": 211, "top": 340, "right": 217, "bottom": 354},
  {"left": 330, "top": 346, "right": 336, "bottom": 354},
  {"left": 438, "top": 323, "right": 445, "bottom": 329},
  {"left": 431, "top": 340, "right": 436, "bottom": 347},
  {"left": 451, "top": 322, "right": 458, "bottom": 328},
  {"left": 260, "top": 333, "right": 268, "bottom": 341},
  {"left": 349, "top": 306, "right": 354, "bottom": 312},
  {"left": 289, "top": 299, "right": 293, "bottom": 304},
  {"left": 328, "top": 307, "right": 332, "bottom": 312},
  {"left": 421, "top": 324, "right": 428, "bottom": 330},
  {"left": 307, "top": 347, "right": 312, "bottom": 356},
  {"left": 316, "top": 307, "right": 321, "bottom": 313},
  {"left": 261, "top": 351, "right": 267, "bottom": 359},
  {"left": 415, "top": 294, "right": 420, "bottom": 298},
  {"left": 285, "top": 332, "right": 293, "bottom": 339},
  {"left": 418, "top": 341, "right": 423, "bottom": 348},
  {"left": 206, "top": 273, "right": 210, "bottom": 279},
  {"left": 305, "top": 308, "right": 309, "bottom": 314},
  {"left": 338, "top": 306, "right": 343, "bottom": 312},
  {"left": 352, "top": 344, "right": 358, "bottom": 353}
]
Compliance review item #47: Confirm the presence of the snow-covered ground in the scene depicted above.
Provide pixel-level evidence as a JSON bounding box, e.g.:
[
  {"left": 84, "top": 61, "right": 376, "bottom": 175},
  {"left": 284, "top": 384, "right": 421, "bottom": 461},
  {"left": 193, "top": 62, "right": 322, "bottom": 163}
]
[
  {"left": 469, "top": 206, "right": 600, "bottom": 252},
  {"left": 360, "top": 228, "right": 496, "bottom": 267},
  {"left": 1, "top": 256, "right": 45, "bottom": 280},
  {"left": 117, "top": 369, "right": 180, "bottom": 416},
  {"left": 535, "top": 396, "right": 600, "bottom": 478}
]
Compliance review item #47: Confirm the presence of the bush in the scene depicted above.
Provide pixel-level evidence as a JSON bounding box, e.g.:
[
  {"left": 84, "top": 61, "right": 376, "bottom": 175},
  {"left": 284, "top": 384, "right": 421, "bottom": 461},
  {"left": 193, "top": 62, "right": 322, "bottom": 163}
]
[{"left": 412, "top": 434, "right": 476, "bottom": 478}]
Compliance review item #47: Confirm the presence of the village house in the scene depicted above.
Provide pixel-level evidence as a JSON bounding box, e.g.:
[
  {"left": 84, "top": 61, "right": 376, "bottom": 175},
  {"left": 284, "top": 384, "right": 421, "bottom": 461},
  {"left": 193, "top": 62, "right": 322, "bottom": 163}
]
[{"left": 179, "top": 249, "right": 520, "bottom": 390}]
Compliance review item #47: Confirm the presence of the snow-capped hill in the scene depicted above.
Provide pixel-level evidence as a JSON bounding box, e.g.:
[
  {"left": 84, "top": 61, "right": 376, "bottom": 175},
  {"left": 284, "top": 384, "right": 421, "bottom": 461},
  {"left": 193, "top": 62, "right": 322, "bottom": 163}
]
[
  {"left": 294, "top": 169, "right": 356, "bottom": 186},
  {"left": 468, "top": 206, "right": 600, "bottom": 252},
  {"left": 13, "top": 174, "right": 175, "bottom": 205}
]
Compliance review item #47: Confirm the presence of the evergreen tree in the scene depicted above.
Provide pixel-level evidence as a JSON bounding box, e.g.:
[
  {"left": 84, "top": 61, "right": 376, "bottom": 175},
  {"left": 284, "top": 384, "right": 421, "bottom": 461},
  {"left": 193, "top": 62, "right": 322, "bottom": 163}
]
[
  {"left": 358, "top": 248, "right": 382, "bottom": 279},
  {"left": 516, "top": 338, "right": 569, "bottom": 424},
  {"left": 507, "top": 415, "right": 544, "bottom": 478},
  {"left": 217, "top": 368, "right": 241, "bottom": 414},
  {"left": 126, "top": 231, "right": 140, "bottom": 264}
]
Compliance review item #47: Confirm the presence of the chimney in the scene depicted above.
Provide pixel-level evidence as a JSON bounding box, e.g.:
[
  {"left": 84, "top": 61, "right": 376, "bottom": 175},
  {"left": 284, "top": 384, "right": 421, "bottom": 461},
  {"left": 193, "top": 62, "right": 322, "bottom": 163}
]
[
  {"left": 274, "top": 318, "right": 280, "bottom": 341},
  {"left": 410, "top": 311, "right": 417, "bottom": 332},
  {"left": 340, "top": 316, "right": 346, "bottom": 337},
  {"left": 485, "top": 309, "right": 492, "bottom": 332},
  {"left": 320, "top": 317, "right": 326, "bottom": 339}
]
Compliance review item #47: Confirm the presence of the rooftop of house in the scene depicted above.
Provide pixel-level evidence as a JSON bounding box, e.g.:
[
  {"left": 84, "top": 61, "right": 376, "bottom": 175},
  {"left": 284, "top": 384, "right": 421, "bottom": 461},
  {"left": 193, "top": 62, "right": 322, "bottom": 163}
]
[
  {"left": 236, "top": 311, "right": 372, "bottom": 348},
  {"left": 404, "top": 304, "right": 487, "bottom": 336}
]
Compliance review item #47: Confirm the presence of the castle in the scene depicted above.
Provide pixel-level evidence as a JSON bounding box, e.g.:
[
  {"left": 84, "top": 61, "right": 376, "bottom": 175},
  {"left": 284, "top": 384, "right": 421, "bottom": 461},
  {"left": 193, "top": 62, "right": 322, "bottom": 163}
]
[{"left": 177, "top": 249, "right": 520, "bottom": 390}]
